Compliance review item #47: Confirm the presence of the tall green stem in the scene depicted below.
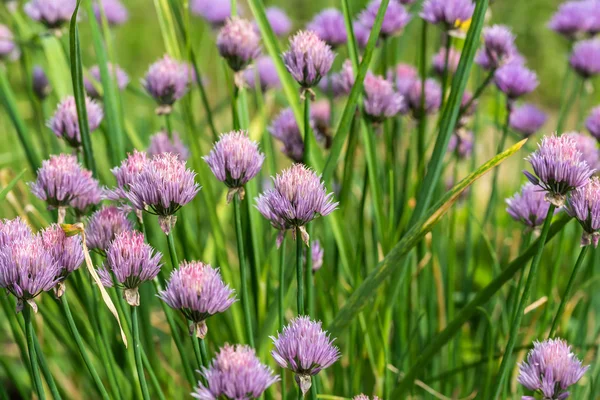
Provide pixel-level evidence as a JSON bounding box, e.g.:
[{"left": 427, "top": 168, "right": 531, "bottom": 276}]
[
  {"left": 192, "top": 334, "right": 204, "bottom": 370},
  {"left": 417, "top": 19, "right": 428, "bottom": 178},
  {"left": 296, "top": 233, "right": 305, "bottom": 315},
  {"left": 131, "top": 306, "right": 151, "bottom": 400},
  {"left": 23, "top": 306, "right": 45, "bottom": 400},
  {"left": 233, "top": 193, "right": 255, "bottom": 346},
  {"left": 61, "top": 294, "right": 110, "bottom": 400},
  {"left": 491, "top": 204, "right": 556, "bottom": 399},
  {"left": 279, "top": 236, "right": 287, "bottom": 400},
  {"left": 303, "top": 95, "right": 311, "bottom": 165},
  {"left": 441, "top": 33, "right": 452, "bottom": 106},
  {"left": 166, "top": 232, "right": 179, "bottom": 270},
  {"left": 549, "top": 245, "right": 589, "bottom": 338},
  {"left": 165, "top": 113, "right": 173, "bottom": 139}
]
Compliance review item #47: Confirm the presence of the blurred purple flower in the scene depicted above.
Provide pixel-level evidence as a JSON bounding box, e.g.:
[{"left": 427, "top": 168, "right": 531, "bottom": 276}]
[
  {"left": 126, "top": 153, "right": 200, "bottom": 234},
  {"left": 321, "top": 59, "right": 354, "bottom": 97},
  {"left": 311, "top": 100, "right": 332, "bottom": 148},
  {"left": 256, "top": 164, "right": 337, "bottom": 246},
  {"left": 307, "top": 8, "right": 347, "bottom": 48},
  {"left": 0, "top": 24, "right": 16, "bottom": 59},
  {"left": 283, "top": 30, "right": 335, "bottom": 90},
  {"left": 217, "top": 17, "right": 262, "bottom": 73},
  {"left": 263, "top": 7, "right": 292, "bottom": 37},
  {"left": 432, "top": 46, "right": 461, "bottom": 76},
  {"left": 147, "top": 131, "right": 190, "bottom": 161},
  {"left": 48, "top": 96, "right": 104, "bottom": 148},
  {"left": 0, "top": 218, "right": 31, "bottom": 249},
  {"left": 524, "top": 134, "right": 595, "bottom": 206},
  {"left": 24, "top": 0, "right": 76, "bottom": 29},
  {"left": 86, "top": 205, "right": 133, "bottom": 253},
  {"left": 0, "top": 233, "right": 59, "bottom": 313},
  {"left": 509, "top": 104, "right": 547, "bottom": 137},
  {"left": 99, "top": 230, "right": 161, "bottom": 306},
  {"left": 310, "top": 240, "right": 324, "bottom": 272},
  {"left": 363, "top": 72, "right": 404, "bottom": 123},
  {"left": 93, "top": 0, "right": 128, "bottom": 26},
  {"left": 406, "top": 78, "right": 442, "bottom": 118},
  {"left": 586, "top": 106, "right": 600, "bottom": 141},
  {"left": 570, "top": 38, "right": 600, "bottom": 79},
  {"left": 360, "top": 0, "right": 411, "bottom": 38},
  {"left": 243, "top": 56, "right": 281, "bottom": 91},
  {"left": 566, "top": 132, "right": 600, "bottom": 171},
  {"left": 268, "top": 108, "right": 305, "bottom": 163},
  {"left": 494, "top": 63, "right": 539, "bottom": 99},
  {"left": 518, "top": 338, "right": 588, "bottom": 399},
  {"left": 549, "top": 0, "right": 600, "bottom": 39},
  {"left": 475, "top": 25, "right": 517, "bottom": 71},
  {"left": 204, "top": 130, "right": 265, "bottom": 202},
  {"left": 190, "top": 0, "right": 232, "bottom": 27},
  {"left": 142, "top": 55, "right": 189, "bottom": 115},
  {"left": 159, "top": 261, "right": 236, "bottom": 338},
  {"left": 193, "top": 344, "right": 278, "bottom": 400},
  {"left": 84, "top": 63, "right": 129, "bottom": 98},
  {"left": 109, "top": 150, "right": 149, "bottom": 201},
  {"left": 420, "top": 0, "right": 475, "bottom": 29},
  {"left": 447, "top": 130, "right": 473, "bottom": 159},
  {"left": 270, "top": 316, "right": 340, "bottom": 395},
  {"left": 32, "top": 66, "right": 51, "bottom": 100},
  {"left": 353, "top": 20, "right": 370, "bottom": 49},
  {"left": 566, "top": 177, "right": 600, "bottom": 247},
  {"left": 506, "top": 182, "right": 551, "bottom": 231},
  {"left": 391, "top": 63, "right": 418, "bottom": 96},
  {"left": 41, "top": 224, "right": 83, "bottom": 296}
]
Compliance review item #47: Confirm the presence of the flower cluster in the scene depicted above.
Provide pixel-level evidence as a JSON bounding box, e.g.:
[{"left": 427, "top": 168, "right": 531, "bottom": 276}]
[
  {"left": 359, "top": 0, "right": 411, "bottom": 38},
  {"left": 363, "top": 72, "right": 404, "bottom": 123},
  {"left": 567, "top": 177, "right": 600, "bottom": 247},
  {"left": 506, "top": 183, "right": 551, "bottom": 231},
  {"left": 147, "top": 131, "right": 190, "bottom": 161},
  {"left": 48, "top": 96, "right": 104, "bottom": 148},
  {"left": 217, "top": 17, "right": 262, "bottom": 73},
  {"left": 143, "top": 55, "right": 189, "bottom": 115},
  {"left": 24, "top": 0, "right": 76, "bottom": 29},
  {"left": 509, "top": 104, "right": 547, "bottom": 137},
  {"left": 268, "top": 108, "right": 305, "bottom": 163},
  {"left": 307, "top": 8, "right": 348, "bottom": 48},
  {"left": 420, "top": 0, "right": 475, "bottom": 30},
  {"left": 86, "top": 206, "right": 133, "bottom": 253},
  {"left": 283, "top": 30, "right": 335, "bottom": 91}
]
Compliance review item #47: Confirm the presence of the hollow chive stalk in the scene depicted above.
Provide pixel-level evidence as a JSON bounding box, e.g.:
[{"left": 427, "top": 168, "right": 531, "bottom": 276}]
[
  {"left": 296, "top": 232, "right": 305, "bottom": 316},
  {"left": 131, "top": 306, "right": 151, "bottom": 400},
  {"left": 23, "top": 305, "right": 45, "bottom": 400},
  {"left": 279, "top": 236, "right": 287, "bottom": 400}
]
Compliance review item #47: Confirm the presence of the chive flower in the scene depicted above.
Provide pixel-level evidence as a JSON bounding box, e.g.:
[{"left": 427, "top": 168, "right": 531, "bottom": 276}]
[
  {"left": 143, "top": 55, "right": 189, "bottom": 115},
  {"left": 71, "top": 174, "right": 103, "bottom": 217},
  {"left": 49, "top": 96, "right": 104, "bottom": 148},
  {"left": 24, "top": 0, "right": 76, "bottom": 29},
  {"left": 518, "top": 338, "right": 588, "bottom": 400},
  {"left": 432, "top": 46, "right": 461, "bottom": 77},
  {"left": 328, "top": 59, "right": 355, "bottom": 98},
  {"left": 147, "top": 131, "right": 190, "bottom": 161},
  {"left": 494, "top": 63, "right": 539, "bottom": 100},
  {"left": 190, "top": 0, "right": 232, "bottom": 28},
  {"left": 506, "top": 182, "right": 551, "bottom": 232},
  {"left": 86, "top": 205, "right": 134, "bottom": 253},
  {"left": 32, "top": 66, "right": 51, "bottom": 100},
  {"left": 406, "top": 78, "right": 442, "bottom": 118},
  {"left": 310, "top": 240, "right": 324, "bottom": 273},
  {"left": 569, "top": 38, "right": 600, "bottom": 79},
  {"left": 359, "top": 0, "right": 411, "bottom": 38},
  {"left": 586, "top": 106, "right": 600, "bottom": 141},
  {"left": 268, "top": 108, "right": 305, "bottom": 163},
  {"left": 98, "top": 231, "right": 162, "bottom": 306},
  {"left": 509, "top": 104, "right": 547, "bottom": 137},
  {"left": 84, "top": 63, "right": 129, "bottom": 99},
  {"left": 243, "top": 56, "right": 281, "bottom": 92},
  {"left": 566, "top": 177, "right": 600, "bottom": 247},
  {"left": 0, "top": 218, "right": 31, "bottom": 249},
  {"left": 217, "top": 17, "right": 262, "bottom": 74},
  {"left": 392, "top": 63, "right": 418, "bottom": 96},
  {"left": 524, "top": 134, "right": 595, "bottom": 206},
  {"left": 109, "top": 150, "right": 149, "bottom": 201},
  {"left": 566, "top": 132, "right": 600, "bottom": 172},
  {"left": 203, "top": 130, "right": 265, "bottom": 202},
  {"left": 93, "top": 0, "right": 128, "bottom": 26},
  {"left": 549, "top": 0, "right": 600, "bottom": 40},
  {"left": 283, "top": 30, "right": 335, "bottom": 93},
  {"left": 41, "top": 224, "right": 83, "bottom": 297},
  {"left": 311, "top": 100, "right": 332, "bottom": 148},
  {"left": 352, "top": 20, "right": 370, "bottom": 49},
  {"left": 420, "top": 0, "right": 475, "bottom": 30},
  {"left": 363, "top": 72, "right": 404, "bottom": 123},
  {"left": 125, "top": 153, "right": 201, "bottom": 234},
  {"left": 307, "top": 8, "right": 348, "bottom": 48},
  {"left": 263, "top": 7, "right": 292, "bottom": 37},
  {"left": 270, "top": 316, "right": 340, "bottom": 395},
  {"left": 159, "top": 261, "right": 236, "bottom": 338},
  {"left": 192, "top": 344, "right": 279, "bottom": 400},
  {"left": 0, "top": 24, "right": 16, "bottom": 59}
]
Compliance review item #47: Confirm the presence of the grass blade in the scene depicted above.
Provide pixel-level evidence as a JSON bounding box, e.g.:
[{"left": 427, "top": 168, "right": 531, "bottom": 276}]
[{"left": 0, "top": 169, "right": 26, "bottom": 202}]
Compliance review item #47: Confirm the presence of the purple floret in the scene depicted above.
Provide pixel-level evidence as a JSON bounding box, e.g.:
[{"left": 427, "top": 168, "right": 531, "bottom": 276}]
[
  {"left": 283, "top": 30, "right": 335, "bottom": 89},
  {"left": 217, "top": 17, "right": 262, "bottom": 73},
  {"left": 363, "top": 72, "right": 404, "bottom": 123},
  {"left": 509, "top": 104, "right": 547, "bottom": 137},
  {"left": 93, "top": 0, "right": 128, "bottom": 26},
  {"left": 24, "top": 0, "right": 76, "bottom": 29},
  {"left": 307, "top": 8, "right": 348, "bottom": 48},
  {"left": 142, "top": 55, "right": 189, "bottom": 115},
  {"left": 48, "top": 96, "right": 104, "bottom": 148},
  {"left": 506, "top": 183, "right": 551, "bottom": 231},
  {"left": 147, "top": 131, "right": 190, "bottom": 161},
  {"left": 494, "top": 63, "right": 539, "bottom": 99},
  {"left": 570, "top": 38, "right": 600, "bottom": 79},
  {"left": 420, "top": 0, "right": 475, "bottom": 29},
  {"left": 567, "top": 177, "right": 600, "bottom": 247},
  {"left": 359, "top": 0, "right": 411, "bottom": 38},
  {"left": 86, "top": 206, "right": 133, "bottom": 253}
]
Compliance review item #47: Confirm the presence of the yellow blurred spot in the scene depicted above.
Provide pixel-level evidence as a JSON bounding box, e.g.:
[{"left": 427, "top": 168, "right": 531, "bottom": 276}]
[{"left": 455, "top": 18, "right": 471, "bottom": 33}]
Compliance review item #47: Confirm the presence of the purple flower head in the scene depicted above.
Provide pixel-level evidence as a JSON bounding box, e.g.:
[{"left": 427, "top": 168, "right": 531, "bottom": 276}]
[
  {"left": 406, "top": 79, "right": 442, "bottom": 118},
  {"left": 307, "top": 8, "right": 348, "bottom": 48},
  {"left": 243, "top": 56, "right": 281, "bottom": 91},
  {"left": 360, "top": 0, "right": 411, "bottom": 38},
  {"left": 86, "top": 206, "right": 133, "bottom": 253},
  {"left": 283, "top": 30, "right": 335, "bottom": 89},
  {"left": 217, "top": 17, "right": 262, "bottom": 73},
  {"left": 0, "top": 218, "right": 31, "bottom": 249},
  {"left": 524, "top": 134, "right": 595, "bottom": 207},
  {"left": 147, "top": 131, "right": 190, "bottom": 161},
  {"left": 263, "top": 7, "right": 292, "bottom": 37},
  {"left": 570, "top": 38, "right": 600, "bottom": 79},
  {"left": 269, "top": 108, "right": 305, "bottom": 163},
  {"left": 48, "top": 96, "right": 104, "bottom": 148},
  {"left": 270, "top": 316, "right": 340, "bottom": 395},
  {"left": 159, "top": 261, "right": 236, "bottom": 338},
  {"left": 322, "top": 59, "right": 355, "bottom": 98},
  {"left": 311, "top": 100, "right": 332, "bottom": 148},
  {"left": 193, "top": 344, "right": 279, "bottom": 400},
  {"left": 204, "top": 131, "right": 265, "bottom": 202},
  {"left": 432, "top": 46, "right": 461, "bottom": 76},
  {"left": 99, "top": 230, "right": 162, "bottom": 306},
  {"left": 475, "top": 25, "right": 517, "bottom": 70},
  {"left": 93, "top": 0, "right": 128, "bottom": 26},
  {"left": 110, "top": 150, "right": 149, "bottom": 200},
  {"left": 518, "top": 338, "right": 589, "bottom": 399},
  {"left": 256, "top": 164, "right": 338, "bottom": 246},
  {"left": 125, "top": 153, "right": 201, "bottom": 234},
  {"left": 506, "top": 183, "right": 551, "bottom": 231},
  {"left": 420, "top": 0, "right": 475, "bottom": 29},
  {"left": 363, "top": 72, "right": 404, "bottom": 123},
  {"left": 24, "top": 0, "right": 76, "bottom": 29},
  {"left": 447, "top": 130, "right": 473, "bottom": 159},
  {"left": 353, "top": 21, "right": 370, "bottom": 49},
  {"left": 494, "top": 63, "right": 539, "bottom": 99},
  {"left": 310, "top": 240, "right": 324, "bottom": 273},
  {"left": 566, "top": 132, "right": 600, "bottom": 171},
  {"left": 567, "top": 177, "right": 600, "bottom": 246},
  {"left": 190, "top": 0, "right": 232, "bottom": 27},
  {"left": 32, "top": 66, "right": 51, "bottom": 100},
  {"left": 509, "top": 104, "right": 548, "bottom": 137},
  {"left": 0, "top": 233, "right": 59, "bottom": 313},
  {"left": 549, "top": 0, "right": 600, "bottom": 40},
  {"left": 586, "top": 106, "right": 600, "bottom": 141},
  {"left": 142, "top": 55, "right": 188, "bottom": 115},
  {"left": 84, "top": 63, "right": 129, "bottom": 99},
  {"left": 0, "top": 24, "right": 16, "bottom": 59},
  {"left": 41, "top": 224, "right": 83, "bottom": 296},
  {"left": 353, "top": 396, "right": 381, "bottom": 400},
  {"left": 71, "top": 173, "right": 102, "bottom": 217},
  {"left": 392, "top": 63, "right": 418, "bottom": 96},
  {"left": 30, "top": 154, "right": 97, "bottom": 210}
]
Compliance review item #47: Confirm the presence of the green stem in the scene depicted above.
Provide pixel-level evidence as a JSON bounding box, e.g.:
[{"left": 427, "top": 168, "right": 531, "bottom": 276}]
[
  {"left": 459, "top": 70, "right": 495, "bottom": 118},
  {"left": 576, "top": 79, "right": 589, "bottom": 131},
  {"left": 279, "top": 236, "right": 287, "bottom": 400},
  {"left": 232, "top": 85, "right": 240, "bottom": 130},
  {"left": 303, "top": 95, "right": 311, "bottom": 165},
  {"left": 165, "top": 113, "right": 173, "bottom": 139},
  {"left": 131, "top": 306, "right": 151, "bottom": 400},
  {"left": 33, "top": 334, "right": 62, "bottom": 400},
  {"left": 23, "top": 306, "right": 45, "bottom": 400},
  {"left": 441, "top": 33, "right": 452, "bottom": 106},
  {"left": 548, "top": 245, "right": 589, "bottom": 338},
  {"left": 305, "top": 224, "right": 314, "bottom": 316},
  {"left": 166, "top": 232, "right": 179, "bottom": 270},
  {"left": 491, "top": 204, "right": 556, "bottom": 399},
  {"left": 233, "top": 193, "right": 255, "bottom": 346},
  {"left": 417, "top": 19, "right": 428, "bottom": 178},
  {"left": 192, "top": 333, "right": 204, "bottom": 370},
  {"left": 296, "top": 232, "right": 305, "bottom": 315},
  {"left": 141, "top": 351, "right": 166, "bottom": 400},
  {"left": 199, "top": 338, "right": 210, "bottom": 368},
  {"left": 60, "top": 294, "right": 110, "bottom": 400}
]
